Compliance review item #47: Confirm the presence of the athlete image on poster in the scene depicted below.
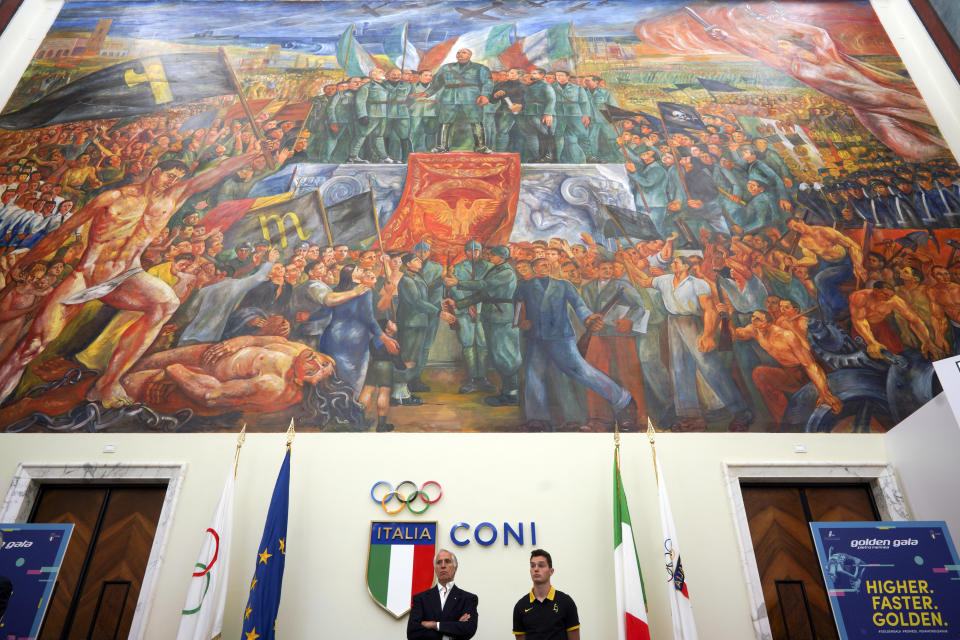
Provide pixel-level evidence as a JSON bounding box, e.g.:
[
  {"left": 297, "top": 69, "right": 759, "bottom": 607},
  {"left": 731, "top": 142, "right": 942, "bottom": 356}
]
[{"left": 0, "top": 523, "right": 73, "bottom": 639}]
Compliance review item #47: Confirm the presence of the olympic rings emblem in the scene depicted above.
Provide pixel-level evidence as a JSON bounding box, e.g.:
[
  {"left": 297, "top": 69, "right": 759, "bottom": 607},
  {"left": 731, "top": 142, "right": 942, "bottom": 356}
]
[
  {"left": 370, "top": 481, "right": 442, "bottom": 515},
  {"left": 182, "top": 528, "right": 219, "bottom": 615}
]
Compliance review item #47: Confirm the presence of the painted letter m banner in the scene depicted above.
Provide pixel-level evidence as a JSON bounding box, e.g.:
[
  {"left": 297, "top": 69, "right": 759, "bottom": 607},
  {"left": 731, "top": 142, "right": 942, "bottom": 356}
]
[{"left": 367, "top": 521, "right": 437, "bottom": 618}]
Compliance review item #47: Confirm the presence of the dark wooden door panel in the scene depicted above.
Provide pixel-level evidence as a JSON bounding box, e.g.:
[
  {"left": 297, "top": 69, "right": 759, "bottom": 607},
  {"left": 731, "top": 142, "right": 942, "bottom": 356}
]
[
  {"left": 31, "top": 488, "right": 106, "bottom": 640},
  {"left": 66, "top": 487, "right": 165, "bottom": 640},
  {"left": 743, "top": 484, "right": 879, "bottom": 640},
  {"left": 29, "top": 485, "right": 165, "bottom": 640}
]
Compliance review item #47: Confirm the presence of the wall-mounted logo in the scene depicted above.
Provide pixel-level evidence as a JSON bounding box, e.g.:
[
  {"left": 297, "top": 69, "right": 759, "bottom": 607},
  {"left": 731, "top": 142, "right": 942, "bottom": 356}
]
[
  {"left": 366, "top": 521, "right": 437, "bottom": 618},
  {"left": 370, "top": 481, "right": 442, "bottom": 515}
]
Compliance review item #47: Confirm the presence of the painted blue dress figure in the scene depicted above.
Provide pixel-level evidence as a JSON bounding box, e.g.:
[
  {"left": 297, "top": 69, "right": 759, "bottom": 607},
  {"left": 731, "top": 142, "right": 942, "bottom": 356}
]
[{"left": 319, "top": 265, "right": 398, "bottom": 394}]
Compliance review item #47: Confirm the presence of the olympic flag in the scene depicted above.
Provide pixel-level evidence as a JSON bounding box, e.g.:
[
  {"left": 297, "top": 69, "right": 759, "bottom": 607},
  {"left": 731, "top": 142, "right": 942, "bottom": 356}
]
[
  {"left": 175, "top": 470, "right": 235, "bottom": 640},
  {"left": 656, "top": 455, "right": 699, "bottom": 640},
  {"left": 613, "top": 451, "right": 651, "bottom": 640}
]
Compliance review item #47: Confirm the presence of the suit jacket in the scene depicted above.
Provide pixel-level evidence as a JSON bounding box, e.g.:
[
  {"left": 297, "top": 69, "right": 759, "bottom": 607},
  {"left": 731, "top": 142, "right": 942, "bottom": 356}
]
[{"left": 407, "top": 584, "right": 478, "bottom": 640}]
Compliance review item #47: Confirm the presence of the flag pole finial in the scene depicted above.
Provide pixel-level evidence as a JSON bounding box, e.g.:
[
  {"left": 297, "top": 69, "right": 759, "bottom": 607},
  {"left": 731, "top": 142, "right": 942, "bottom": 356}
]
[
  {"left": 646, "top": 417, "right": 656, "bottom": 445},
  {"left": 234, "top": 423, "right": 247, "bottom": 477},
  {"left": 285, "top": 417, "right": 296, "bottom": 449}
]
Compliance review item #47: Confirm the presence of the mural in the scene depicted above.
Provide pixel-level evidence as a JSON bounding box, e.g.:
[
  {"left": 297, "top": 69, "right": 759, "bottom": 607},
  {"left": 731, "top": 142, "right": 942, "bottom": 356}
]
[{"left": 0, "top": 0, "right": 954, "bottom": 434}]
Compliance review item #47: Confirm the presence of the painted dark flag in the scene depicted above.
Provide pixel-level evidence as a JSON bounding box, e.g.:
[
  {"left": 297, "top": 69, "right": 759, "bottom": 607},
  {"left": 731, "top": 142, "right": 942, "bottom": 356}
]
[
  {"left": 697, "top": 77, "right": 744, "bottom": 93},
  {"left": 0, "top": 53, "right": 234, "bottom": 130},
  {"left": 322, "top": 191, "right": 378, "bottom": 247},
  {"left": 657, "top": 102, "right": 707, "bottom": 134},
  {"left": 601, "top": 204, "right": 662, "bottom": 241},
  {"left": 221, "top": 191, "right": 324, "bottom": 260},
  {"left": 674, "top": 83, "right": 698, "bottom": 90},
  {"left": 601, "top": 104, "right": 641, "bottom": 120},
  {"left": 637, "top": 110, "right": 666, "bottom": 137},
  {"left": 240, "top": 448, "right": 289, "bottom": 640}
]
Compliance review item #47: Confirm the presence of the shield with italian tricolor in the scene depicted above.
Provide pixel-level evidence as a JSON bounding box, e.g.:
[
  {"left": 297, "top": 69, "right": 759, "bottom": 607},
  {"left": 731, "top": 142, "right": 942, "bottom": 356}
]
[{"left": 366, "top": 521, "right": 437, "bottom": 618}]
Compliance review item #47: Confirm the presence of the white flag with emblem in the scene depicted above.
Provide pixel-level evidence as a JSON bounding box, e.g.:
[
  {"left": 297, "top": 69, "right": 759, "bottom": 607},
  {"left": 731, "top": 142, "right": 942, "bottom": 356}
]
[
  {"left": 656, "top": 454, "right": 699, "bottom": 640},
  {"left": 176, "top": 470, "right": 235, "bottom": 640}
]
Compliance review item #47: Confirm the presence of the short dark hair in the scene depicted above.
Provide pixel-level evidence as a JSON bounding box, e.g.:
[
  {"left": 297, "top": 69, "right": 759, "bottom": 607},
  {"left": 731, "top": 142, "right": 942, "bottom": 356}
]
[
  {"left": 530, "top": 548, "right": 552, "bottom": 568},
  {"left": 155, "top": 158, "right": 189, "bottom": 174}
]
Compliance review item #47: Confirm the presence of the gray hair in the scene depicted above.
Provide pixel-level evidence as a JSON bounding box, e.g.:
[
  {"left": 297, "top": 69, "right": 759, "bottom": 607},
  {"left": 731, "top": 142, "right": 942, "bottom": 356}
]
[{"left": 435, "top": 548, "right": 458, "bottom": 568}]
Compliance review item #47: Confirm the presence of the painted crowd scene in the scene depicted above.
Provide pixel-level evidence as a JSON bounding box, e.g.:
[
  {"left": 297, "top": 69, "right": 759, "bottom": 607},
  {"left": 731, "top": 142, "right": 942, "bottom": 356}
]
[{"left": 0, "top": 0, "right": 955, "bottom": 433}]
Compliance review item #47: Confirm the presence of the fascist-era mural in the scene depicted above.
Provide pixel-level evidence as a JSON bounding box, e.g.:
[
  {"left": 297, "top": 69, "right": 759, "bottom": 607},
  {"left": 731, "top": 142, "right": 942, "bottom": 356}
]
[{"left": 0, "top": 0, "right": 954, "bottom": 433}]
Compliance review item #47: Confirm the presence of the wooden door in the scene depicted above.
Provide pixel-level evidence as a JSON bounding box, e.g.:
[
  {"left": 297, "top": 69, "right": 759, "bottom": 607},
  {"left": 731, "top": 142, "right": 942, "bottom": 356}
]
[
  {"left": 29, "top": 485, "right": 166, "bottom": 640},
  {"left": 742, "top": 484, "right": 879, "bottom": 640}
]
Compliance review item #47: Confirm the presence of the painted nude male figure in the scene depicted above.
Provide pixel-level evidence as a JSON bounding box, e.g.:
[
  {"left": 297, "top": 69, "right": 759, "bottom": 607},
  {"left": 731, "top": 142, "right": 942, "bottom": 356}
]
[{"left": 0, "top": 153, "right": 255, "bottom": 407}]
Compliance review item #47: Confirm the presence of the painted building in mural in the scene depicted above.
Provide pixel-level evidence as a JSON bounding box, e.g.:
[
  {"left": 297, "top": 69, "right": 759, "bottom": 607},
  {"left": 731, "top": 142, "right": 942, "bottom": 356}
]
[{"left": 0, "top": 0, "right": 954, "bottom": 434}]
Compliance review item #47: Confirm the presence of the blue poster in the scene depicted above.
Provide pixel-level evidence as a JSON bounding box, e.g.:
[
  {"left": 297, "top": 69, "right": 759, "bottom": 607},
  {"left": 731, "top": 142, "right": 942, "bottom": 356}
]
[
  {"left": 811, "top": 521, "right": 960, "bottom": 639},
  {"left": 0, "top": 523, "right": 73, "bottom": 640}
]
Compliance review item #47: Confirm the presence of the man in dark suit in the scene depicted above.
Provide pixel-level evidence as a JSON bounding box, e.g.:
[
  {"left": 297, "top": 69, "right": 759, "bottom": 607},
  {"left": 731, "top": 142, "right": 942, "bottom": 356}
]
[{"left": 407, "top": 549, "right": 478, "bottom": 640}]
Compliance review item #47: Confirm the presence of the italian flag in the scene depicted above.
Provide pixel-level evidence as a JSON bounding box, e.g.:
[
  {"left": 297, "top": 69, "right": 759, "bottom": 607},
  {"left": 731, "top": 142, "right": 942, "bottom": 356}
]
[
  {"left": 656, "top": 455, "right": 699, "bottom": 639},
  {"left": 418, "top": 24, "right": 514, "bottom": 71},
  {"left": 366, "top": 523, "right": 437, "bottom": 618},
  {"left": 614, "top": 451, "right": 651, "bottom": 640},
  {"left": 175, "top": 470, "right": 234, "bottom": 640},
  {"left": 498, "top": 23, "right": 574, "bottom": 70},
  {"left": 337, "top": 24, "right": 380, "bottom": 78}
]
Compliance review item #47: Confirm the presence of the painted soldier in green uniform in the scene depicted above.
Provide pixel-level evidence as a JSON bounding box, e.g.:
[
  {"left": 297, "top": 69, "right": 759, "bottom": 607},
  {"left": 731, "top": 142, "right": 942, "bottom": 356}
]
[
  {"left": 383, "top": 68, "right": 413, "bottom": 163},
  {"left": 422, "top": 49, "right": 494, "bottom": 154},
  {"left": 552, "top": 70, "right": 592, "bottom": 164},
  {"left": 305, "top": 83, "right": 338, "bottom": 162},
  {"left": 448, "top": 245, "right": 521, "bottom": 406},
  {"left": 410, "top": 70, "right": 439, "bottom": 153},
  {"left": 352, "top": 68, "right": 393, "bottom": 163},
  {"left": 583, "top": 75, "right": 621, "bottom": 163},
  {"left": 394, "top": 253, "right": 455, "bottom": 405},
  {"left": 444, "top": 239, "right": 495, "bottom": 394},
  {"left": 516, "top": 68, "right": 556, "bottom": 163},
  {"left": 327, "top": 79, "right": 360, "bottom": 163},
  {"left": 410, "top": 240, "right": 444, "bottom": 392}
]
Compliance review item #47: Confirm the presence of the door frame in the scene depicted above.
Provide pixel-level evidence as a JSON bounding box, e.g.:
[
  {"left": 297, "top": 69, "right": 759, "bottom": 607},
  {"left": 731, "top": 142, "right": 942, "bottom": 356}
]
[
  {"left": 0, "top": 462, "right": 187, "bottom": 640},
  {"left": 722, "top": 462, "right": 910, "bottom": 640}
]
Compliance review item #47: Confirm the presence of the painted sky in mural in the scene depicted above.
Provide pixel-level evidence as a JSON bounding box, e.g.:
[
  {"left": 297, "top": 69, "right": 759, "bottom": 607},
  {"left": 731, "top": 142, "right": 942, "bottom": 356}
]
[{"left": 0, "top": 1, "right": 955, "bottom": 435}]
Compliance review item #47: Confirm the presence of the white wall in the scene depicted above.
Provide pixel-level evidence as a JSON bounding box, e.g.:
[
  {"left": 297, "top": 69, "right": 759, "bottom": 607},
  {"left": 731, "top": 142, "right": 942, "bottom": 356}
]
[
  {"left": 885, "top": 393, "right": 960, "bottom": 549},
  {"left": 0, "top": 433, "right": 892, "bottom": 639}
]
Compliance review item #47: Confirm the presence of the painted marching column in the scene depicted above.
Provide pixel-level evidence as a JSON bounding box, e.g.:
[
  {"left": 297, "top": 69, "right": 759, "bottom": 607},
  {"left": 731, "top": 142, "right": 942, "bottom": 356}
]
[
  {"left": 241, "top": 421, "right": 293, "bottom": 640},
  {"left": 613, "top": 432, "right": 652, "bottom": 640},
  {"left": 649, "top": 421, "right": 699, "bottom": 640},
  {"left": 176, "top": 426, "right": 245, "bottom": 640}
]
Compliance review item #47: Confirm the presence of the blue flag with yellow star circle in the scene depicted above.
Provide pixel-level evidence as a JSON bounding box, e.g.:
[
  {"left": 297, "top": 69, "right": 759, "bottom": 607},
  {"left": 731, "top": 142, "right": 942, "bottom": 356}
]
[{"left": 241, "top": 448, "right": 290, "bottom": 640}]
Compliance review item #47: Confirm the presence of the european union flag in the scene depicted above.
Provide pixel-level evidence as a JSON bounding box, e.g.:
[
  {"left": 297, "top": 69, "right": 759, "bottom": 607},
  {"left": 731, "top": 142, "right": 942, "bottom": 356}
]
[{"left": 241, "top": 449, "right": 290, "bottom": 640}]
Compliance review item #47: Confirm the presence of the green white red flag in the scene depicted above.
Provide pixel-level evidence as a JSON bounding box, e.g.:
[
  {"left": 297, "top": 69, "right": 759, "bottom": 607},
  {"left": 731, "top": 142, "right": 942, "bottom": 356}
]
[
  {"left": 614, "top": 450, "right": 651, "bottom": 640},
  {"left": 418, "top": 24, "right": 514, "bottom": 71},
  {"left": 175, "top": 470, "right": 234, "bottom": 640},
  {"left": 656, "top": 454, "right": 700, "bottom": 639}
]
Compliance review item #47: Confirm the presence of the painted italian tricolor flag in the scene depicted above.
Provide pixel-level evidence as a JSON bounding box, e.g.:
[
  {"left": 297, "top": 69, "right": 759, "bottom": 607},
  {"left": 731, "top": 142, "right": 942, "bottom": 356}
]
[
  {"left": 498, "top": 23, "right": 575, "bottom": 71},
  {"left": 367, "top": 522, "right": 437, "bottom": 618},
  {"left": 418, "top": 24, "right": 514, "bottom": 71},
  {"left": 614, "top": 451, "right": 652, "bottom": 640}
]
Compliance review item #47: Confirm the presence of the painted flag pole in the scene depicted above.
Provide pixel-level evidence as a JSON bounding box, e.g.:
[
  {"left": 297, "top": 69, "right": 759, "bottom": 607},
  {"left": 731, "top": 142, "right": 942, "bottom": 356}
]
[
  {"left": 313, "top": 189, "right": 334, "bottom": 246},
  {"left": 217, "top": 48, "right": 276, "bottom": 169},
  {"left": 613, "top": 424, "right": 652, "bottom": 640},
  {"left": 649, "top": 419, "right": 700, "bottom": 640},
  {"left": 174, "top": 425, "right": 244, "bottom": 640}
]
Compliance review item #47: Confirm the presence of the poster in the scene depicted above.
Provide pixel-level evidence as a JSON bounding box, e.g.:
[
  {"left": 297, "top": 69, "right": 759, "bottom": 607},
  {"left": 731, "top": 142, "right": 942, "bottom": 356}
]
[
  {"left": 0, "top": 1, "right": 956, "bottom": 434},
  {"left": 811, "top": 521, "right": 960, "bottom": 639},
  {"left": 0, "top": 523, "right": 74, "bottom": 640}
]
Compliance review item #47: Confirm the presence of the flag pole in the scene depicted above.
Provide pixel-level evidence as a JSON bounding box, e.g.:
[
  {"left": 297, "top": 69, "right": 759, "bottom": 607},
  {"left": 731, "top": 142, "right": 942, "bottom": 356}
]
[
  {"left": 285, "top": 416, "right": 296, "bottom": 450},
  {"left": 400, "top": 23, "right": 408, "bottom": 72},
  {"left": 647, "top": 417, "right": 659, "bottom": 487},
  {"left": 234, "top": 423, "right": 247, "bottom": 478},
  {"left": 313, "top": 189, "right": 334, "bottom": 246},
  {"left": 218, "top": 47, "right": 276, "bottom": 169},
  {"left": 368, "top": 176, "right": 385, "bottom": 251}
]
